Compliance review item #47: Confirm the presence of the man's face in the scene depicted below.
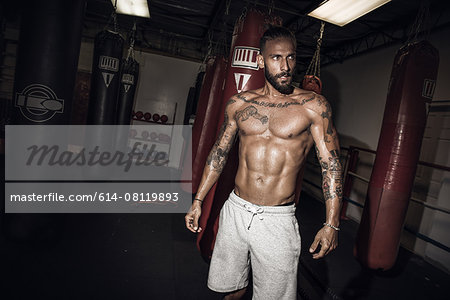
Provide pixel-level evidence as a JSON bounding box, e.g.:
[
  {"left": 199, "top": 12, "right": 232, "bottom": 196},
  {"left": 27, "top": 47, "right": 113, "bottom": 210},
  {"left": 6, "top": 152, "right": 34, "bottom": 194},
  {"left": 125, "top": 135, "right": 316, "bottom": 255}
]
[{"left": 258, "top": 37, "right": 296, "bottom": 95}]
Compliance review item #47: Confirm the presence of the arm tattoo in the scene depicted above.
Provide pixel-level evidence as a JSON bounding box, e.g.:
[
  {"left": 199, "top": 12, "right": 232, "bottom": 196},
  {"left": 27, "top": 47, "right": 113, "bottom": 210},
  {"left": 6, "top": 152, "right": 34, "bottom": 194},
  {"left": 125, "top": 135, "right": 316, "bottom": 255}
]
[
  {"left": 320, "top": 101, "right": 336, "bottom": 143},
  {"left": 206, "top": 99, "right": 236, "bottom": 173},
  {"left": 316, "top": 147, "right": 343, "bottom": 202},
  {"left": 235, "top": 105, "right": 268, "bottom": 124}
]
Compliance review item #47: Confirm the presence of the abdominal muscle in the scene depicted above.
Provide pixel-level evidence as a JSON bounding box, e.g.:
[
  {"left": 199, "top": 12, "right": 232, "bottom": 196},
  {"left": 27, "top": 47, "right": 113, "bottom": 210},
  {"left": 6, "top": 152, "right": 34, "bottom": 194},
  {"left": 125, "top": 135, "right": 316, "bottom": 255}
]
[{"left": 234, "top": 133, "right": 313, "bottom": 206}]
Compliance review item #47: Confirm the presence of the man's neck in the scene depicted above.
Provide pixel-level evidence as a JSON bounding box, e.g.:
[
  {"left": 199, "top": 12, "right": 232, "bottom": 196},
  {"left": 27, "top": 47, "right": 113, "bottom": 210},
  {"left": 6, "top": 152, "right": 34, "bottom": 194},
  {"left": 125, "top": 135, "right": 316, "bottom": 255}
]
[{"left": 262, "top": 81, "right": 291, "bottom": 98}]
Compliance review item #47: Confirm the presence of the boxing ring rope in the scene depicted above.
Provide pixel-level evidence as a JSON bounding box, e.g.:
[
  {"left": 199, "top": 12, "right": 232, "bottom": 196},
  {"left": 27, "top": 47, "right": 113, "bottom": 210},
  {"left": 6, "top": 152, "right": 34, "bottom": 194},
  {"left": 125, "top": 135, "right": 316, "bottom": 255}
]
[{"left": 303, "top": 145, "right": 450, "bottom": 253}]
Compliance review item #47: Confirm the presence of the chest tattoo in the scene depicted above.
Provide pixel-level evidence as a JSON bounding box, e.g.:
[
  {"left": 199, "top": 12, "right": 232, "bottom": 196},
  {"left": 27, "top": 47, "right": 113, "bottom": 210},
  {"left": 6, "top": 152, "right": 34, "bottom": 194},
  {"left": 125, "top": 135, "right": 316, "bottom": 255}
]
[
  {"left": 237, "top": 94, "right": 300, "bottom": 108},
  {"left": 235, "top": 105, "right": 268, "bottom": 124}
]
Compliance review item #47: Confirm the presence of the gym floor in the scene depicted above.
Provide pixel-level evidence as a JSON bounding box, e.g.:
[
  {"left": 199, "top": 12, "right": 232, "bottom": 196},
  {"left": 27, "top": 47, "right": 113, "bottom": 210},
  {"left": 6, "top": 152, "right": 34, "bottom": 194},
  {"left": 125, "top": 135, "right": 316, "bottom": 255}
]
[{"left": 1, "top": 193, "right": 449, "bottom": 300}]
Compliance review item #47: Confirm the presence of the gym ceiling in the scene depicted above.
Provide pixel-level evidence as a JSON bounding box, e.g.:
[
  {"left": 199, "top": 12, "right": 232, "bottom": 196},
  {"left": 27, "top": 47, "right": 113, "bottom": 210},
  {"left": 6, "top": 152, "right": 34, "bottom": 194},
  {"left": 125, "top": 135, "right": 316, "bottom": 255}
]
[{"left": 5, "top": 0, "right": 450, "bottom": 73}]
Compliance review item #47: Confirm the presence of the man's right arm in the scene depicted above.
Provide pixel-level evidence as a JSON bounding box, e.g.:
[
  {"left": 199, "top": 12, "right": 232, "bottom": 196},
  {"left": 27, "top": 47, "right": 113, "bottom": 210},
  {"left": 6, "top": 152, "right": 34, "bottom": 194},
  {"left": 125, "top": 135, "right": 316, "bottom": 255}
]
[{"left": 185, "top": 98, "right": 239, "bottom": 232}]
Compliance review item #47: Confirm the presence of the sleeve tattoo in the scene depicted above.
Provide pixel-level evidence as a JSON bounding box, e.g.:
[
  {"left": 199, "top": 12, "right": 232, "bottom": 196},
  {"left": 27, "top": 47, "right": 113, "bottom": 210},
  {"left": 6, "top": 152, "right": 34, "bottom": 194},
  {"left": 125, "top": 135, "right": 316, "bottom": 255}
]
[
  {"left": 315, "top": 146, "right": 343, "bottom": 202},
  {"left": 313, "top": 98, "right": 343, "bottom": 203},
  {"left": 206, "top": 99, "right": 237, "bottom": 173}
]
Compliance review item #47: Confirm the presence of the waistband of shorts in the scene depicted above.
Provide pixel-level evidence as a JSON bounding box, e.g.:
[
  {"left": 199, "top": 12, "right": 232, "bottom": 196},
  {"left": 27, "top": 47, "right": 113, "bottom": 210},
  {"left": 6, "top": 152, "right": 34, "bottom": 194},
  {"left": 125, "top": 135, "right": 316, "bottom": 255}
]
[{"left": 228, "top": 190, "right": 296, "bottom": 215}]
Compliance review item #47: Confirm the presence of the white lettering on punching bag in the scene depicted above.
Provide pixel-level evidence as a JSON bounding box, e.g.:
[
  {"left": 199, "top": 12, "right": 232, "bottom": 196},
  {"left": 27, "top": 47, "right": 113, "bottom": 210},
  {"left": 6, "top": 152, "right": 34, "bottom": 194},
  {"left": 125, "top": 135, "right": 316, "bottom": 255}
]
[
  {"left": 99, "top": 56, "right": 119, "bottom": 88},
  {"left": 102, "top": 73, "right": 115, "bottom": 87},
  {"left": 99, "top": 56, "right": 119, "bottom": 72},
  {"left": 232, "top": 47, "right": 259, "bottom": 70},
  {"left": 122, "top": 74, "right": 134, "bottom": 93},
  {"left": 234, "top": 73, "right": 251, "bottom": 93},
  {"left": 422, "top": 79, "right": 436, "bottom": 99}
]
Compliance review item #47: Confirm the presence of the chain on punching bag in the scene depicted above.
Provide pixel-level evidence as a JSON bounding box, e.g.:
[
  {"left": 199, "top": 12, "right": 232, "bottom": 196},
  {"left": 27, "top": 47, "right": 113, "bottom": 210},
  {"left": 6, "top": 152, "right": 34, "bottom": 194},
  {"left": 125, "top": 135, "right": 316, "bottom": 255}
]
[
  {"left": 87, "top": 10, "right": 124, "bottom": 125},
  {"left": 302, "top": 22, "right": 324, "bottom": 95},
  {"left": 116, "top": 23, "right": 139, "bottom": 125},
  {"left": 197, "top": 7, "right": 282, "bottom": 261}
]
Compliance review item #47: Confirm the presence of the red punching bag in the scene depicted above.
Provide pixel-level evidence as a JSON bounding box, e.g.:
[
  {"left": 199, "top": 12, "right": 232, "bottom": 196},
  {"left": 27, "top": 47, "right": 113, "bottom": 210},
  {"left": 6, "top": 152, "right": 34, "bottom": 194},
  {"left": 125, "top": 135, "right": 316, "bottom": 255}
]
[
  {"left": 197, "top": 8, "right": 282, "bottom": 260},
  {"left": 354, "top": 41, "right": 439, "bottom": 270},
  {"left": 302, "top": 75, "right": 322, "bottom": 95},
  {"left": 181, "top": 56, "right": 227, "bottom": 193},
  {"left": 192, "top": 56, "right": 228, "bottom": 192}
]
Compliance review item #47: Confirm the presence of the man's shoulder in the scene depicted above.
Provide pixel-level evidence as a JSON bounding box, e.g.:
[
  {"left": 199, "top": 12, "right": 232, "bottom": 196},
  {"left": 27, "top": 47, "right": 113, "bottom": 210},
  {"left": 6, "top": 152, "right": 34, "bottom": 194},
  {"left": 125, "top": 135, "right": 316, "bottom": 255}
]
[
  {"left": 298, "top": 90, "right": 331, "bottom": 116},
  {"left": 233, "top": 89, "right": 263, "bottom": 102},
  {"left": 294, "top": 89, "right": 330, "bottom": 112}
]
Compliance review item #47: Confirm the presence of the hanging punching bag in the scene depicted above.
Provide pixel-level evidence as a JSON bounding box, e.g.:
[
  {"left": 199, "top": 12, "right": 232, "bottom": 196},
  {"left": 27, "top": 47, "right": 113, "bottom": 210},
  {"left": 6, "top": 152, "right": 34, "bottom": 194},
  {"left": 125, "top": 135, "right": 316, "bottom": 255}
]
[
  {"left": 11, "top": 0, "right": 85, "bottom": 125},
  {"left": 6, "top": 0, "right": 85, "bottom": 241},
  {"left": 197, "top": 8, "right": 282, "bottom": 260},
  {"left": 116, "top": 56, "right": 139, "bottom": 125},
  {"left": 181, "top": 55, "right": 228, "bottom": 193},
  {"left": 87, "top": 30, "right": 124, "bottom": 125},
  {"left": 354, "top": 41, "right": 439, "bottom": 270},
  {"left": 302, "top": 75, "right": 322, "bottom": 94},
  {"left": 181, "top": 56, "right": 227, "bottom": 192}
]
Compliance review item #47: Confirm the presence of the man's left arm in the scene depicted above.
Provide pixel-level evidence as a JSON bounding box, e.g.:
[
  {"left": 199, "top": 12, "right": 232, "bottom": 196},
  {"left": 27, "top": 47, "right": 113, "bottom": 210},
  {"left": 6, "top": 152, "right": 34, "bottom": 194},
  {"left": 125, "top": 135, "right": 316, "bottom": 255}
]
[{"left": 305, "top": 94, "right": 343, "bottom": 259}]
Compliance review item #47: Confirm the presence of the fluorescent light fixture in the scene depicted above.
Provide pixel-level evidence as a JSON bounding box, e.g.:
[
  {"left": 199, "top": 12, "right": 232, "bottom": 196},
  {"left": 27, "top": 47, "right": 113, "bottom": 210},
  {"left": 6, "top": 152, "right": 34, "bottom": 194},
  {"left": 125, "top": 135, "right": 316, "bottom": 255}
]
[
  {"left": 308, "top": 0, "right": 391, "bottom": 27},
  {"left": 111, "top": 0, "right": 150, "bottom": 18}
]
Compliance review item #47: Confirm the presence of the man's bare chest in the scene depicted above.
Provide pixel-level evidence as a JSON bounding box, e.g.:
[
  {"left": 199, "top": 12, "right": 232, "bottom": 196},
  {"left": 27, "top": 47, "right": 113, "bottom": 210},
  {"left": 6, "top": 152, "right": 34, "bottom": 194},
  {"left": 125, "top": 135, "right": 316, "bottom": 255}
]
[{"left": 234, "top": 103, "right": 310, "bottom": 139}]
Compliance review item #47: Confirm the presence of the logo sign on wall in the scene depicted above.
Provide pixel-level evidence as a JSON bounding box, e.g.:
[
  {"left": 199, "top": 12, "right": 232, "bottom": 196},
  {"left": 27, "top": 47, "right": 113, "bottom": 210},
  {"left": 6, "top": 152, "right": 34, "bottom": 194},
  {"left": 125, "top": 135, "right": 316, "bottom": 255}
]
[
  {"left": 15, "top": 84, "right": 64, "bottom": 122},
  {"left": 99, "top": 55, "right": 119, "bottom": 88},
  {"left": 232, "top": 46, "right": 260, "bottom": 93}
]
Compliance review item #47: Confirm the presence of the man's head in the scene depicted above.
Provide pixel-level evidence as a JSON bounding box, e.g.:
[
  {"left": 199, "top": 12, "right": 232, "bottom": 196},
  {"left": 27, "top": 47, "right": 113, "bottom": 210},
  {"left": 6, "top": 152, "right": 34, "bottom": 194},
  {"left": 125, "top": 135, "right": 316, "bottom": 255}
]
[{"left": 258, "top": 26, "right": 297, "bottom": 95}]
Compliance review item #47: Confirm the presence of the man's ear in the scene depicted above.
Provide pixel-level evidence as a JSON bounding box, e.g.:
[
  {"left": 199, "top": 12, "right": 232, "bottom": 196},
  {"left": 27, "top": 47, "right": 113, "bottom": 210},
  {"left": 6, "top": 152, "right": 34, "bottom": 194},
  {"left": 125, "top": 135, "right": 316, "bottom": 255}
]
[{"left": 257, "top": 54, "right": 264, "bottom": 69}]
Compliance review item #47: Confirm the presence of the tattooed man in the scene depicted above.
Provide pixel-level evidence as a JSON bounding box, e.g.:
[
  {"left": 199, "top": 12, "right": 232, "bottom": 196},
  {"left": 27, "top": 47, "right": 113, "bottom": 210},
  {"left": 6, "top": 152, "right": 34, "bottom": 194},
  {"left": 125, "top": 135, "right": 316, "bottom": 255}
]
[{"left": 185, "top": 26, "right": 342, "bottom": 300}]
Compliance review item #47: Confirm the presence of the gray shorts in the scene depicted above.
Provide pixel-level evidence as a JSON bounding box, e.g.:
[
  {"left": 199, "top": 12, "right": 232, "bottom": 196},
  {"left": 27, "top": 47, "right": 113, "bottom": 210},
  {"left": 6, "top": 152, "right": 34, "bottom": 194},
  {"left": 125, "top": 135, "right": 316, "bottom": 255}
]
[{"left": 207, "top": 190, "right": 301, "bottom": 300}]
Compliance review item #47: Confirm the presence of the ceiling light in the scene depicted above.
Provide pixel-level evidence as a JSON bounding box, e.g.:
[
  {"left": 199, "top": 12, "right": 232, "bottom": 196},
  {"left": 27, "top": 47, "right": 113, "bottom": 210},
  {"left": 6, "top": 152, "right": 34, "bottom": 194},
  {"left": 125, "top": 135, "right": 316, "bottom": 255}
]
[
  {"left": 308, "top": 0, "right": 391, "bottom": 27},
  {"left": 111, "top": 0, "right": 150, "bottom": 18}
]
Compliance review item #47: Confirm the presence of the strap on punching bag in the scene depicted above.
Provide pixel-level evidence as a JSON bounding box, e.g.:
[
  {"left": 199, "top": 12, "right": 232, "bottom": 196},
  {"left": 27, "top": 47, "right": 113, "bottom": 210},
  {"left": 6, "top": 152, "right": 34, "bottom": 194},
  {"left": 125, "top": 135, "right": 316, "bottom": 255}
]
[{"left": 302, "top": 22, "right": 324, "bottom": 95}]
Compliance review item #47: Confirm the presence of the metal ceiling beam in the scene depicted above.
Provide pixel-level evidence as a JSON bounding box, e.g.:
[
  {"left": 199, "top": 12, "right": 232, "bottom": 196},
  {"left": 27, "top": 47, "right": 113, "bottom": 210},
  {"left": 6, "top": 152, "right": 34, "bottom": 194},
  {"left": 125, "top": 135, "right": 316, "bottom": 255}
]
[
  {"left": 150, "top": 0, "right": 204, "bottom": 14},
  {"left": 150, "top": 12, "right": 210, "bottom": 29},
  {"left": 201, "top": 0, "right": 227, "bottom": 41},
  {"left": 322, "top": 18, "right": 450, "bottom": 67},
  {"left": 252, "top": 1, "right": 306, "bottom": 17},
  {"left": 284, "top": 0, "right": 322, "bottom": 27}
]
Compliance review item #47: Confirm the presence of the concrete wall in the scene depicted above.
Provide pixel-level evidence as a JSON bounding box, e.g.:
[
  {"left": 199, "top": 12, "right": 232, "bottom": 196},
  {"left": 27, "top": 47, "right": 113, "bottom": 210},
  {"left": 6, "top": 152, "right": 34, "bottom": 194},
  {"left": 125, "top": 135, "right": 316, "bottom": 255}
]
[
  {"left": 77, "top": 41, "right": 201, "bottom": 125},
  {"left": 302, "top": 26, "right": 450, "bottom": 272}
]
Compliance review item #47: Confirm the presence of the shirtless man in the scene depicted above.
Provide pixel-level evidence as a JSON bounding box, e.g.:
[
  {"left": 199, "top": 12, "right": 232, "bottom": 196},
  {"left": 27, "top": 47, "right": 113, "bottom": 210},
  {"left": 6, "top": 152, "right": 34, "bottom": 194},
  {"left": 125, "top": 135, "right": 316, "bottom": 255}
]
[{"left": 185, "top": 26, "right": 342, "bottom": 300}]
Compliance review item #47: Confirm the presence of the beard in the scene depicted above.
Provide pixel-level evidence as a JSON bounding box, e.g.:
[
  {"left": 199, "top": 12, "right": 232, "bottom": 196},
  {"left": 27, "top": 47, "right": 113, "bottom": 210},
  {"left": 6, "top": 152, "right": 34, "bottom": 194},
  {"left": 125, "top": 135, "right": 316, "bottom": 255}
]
[{"left": 265, "top": 68, "right": 294, "bottom": 95}]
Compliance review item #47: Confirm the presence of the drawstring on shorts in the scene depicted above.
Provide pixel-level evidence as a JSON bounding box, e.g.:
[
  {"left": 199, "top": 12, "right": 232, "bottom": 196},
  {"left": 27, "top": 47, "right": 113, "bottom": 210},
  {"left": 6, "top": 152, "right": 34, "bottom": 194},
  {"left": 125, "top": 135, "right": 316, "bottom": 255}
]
[{"left": 244, "top": 204, "right": 264, "bottom": 230}]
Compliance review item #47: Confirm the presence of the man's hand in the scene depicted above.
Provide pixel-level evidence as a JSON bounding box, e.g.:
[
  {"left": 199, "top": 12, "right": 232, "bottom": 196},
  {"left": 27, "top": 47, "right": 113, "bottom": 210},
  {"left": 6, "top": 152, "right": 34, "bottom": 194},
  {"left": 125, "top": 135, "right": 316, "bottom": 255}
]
[
  {"left": 309, "top": 226, "right": 338, "bottom": 259},
  {"left": 185, "top": 202, "right": 202, "bottom": 233}
]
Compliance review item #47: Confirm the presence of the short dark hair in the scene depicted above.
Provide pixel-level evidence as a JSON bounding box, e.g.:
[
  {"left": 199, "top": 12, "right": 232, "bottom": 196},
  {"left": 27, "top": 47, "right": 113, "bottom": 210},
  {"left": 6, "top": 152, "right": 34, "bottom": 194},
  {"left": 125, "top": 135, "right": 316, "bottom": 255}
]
[{"left": 259, "top": 26, "right": 296, "bottom": 53}]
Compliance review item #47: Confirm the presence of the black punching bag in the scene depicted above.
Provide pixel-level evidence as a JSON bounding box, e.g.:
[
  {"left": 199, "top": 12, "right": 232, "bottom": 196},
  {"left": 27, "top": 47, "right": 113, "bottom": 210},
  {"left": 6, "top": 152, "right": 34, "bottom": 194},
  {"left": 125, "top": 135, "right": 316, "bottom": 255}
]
[
  {"left": 116, "top": 57, "right": 139, "bottom": 125},
  {"left": 5, "top": 0, "right": 85, "bottom": 241},
  {"left": 87, "top": 30, "right": 124, "bottom": 125},
  {"left": 11, "top": 0, "right": 86, "bottom": 124}
]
